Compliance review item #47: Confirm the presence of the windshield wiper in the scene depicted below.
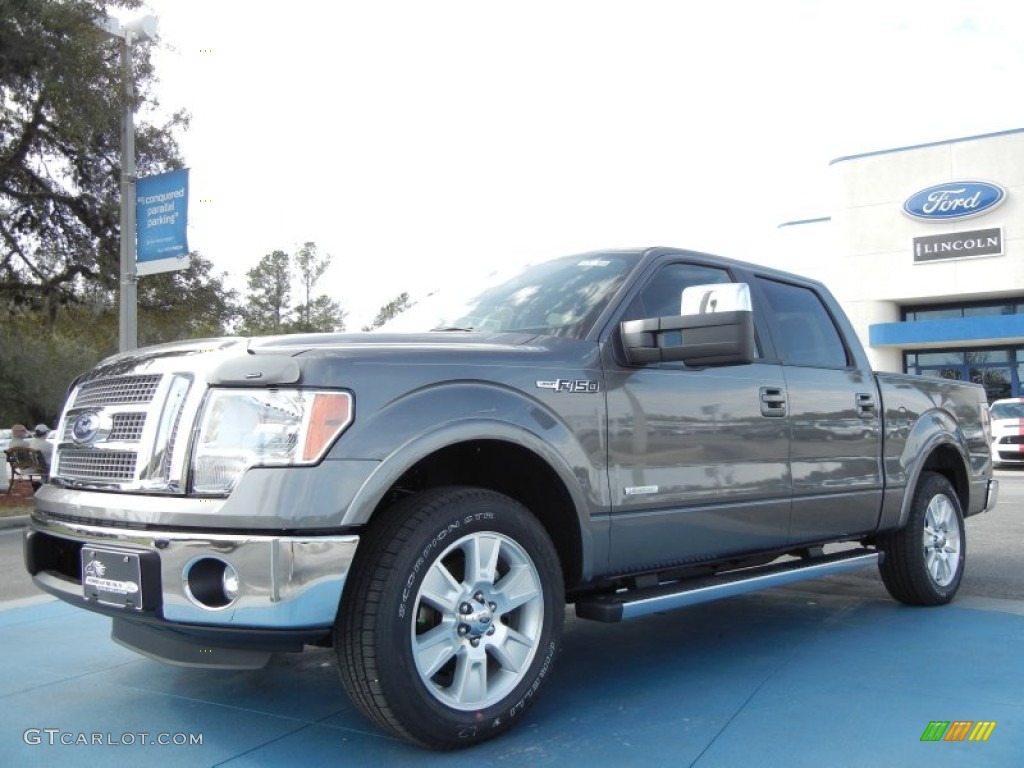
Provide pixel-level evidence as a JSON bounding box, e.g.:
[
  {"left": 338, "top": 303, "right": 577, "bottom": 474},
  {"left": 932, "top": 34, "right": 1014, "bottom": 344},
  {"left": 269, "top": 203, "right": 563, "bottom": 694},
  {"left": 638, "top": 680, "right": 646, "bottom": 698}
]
[{"left": 429, "top": 326, "right": 477, "bottom": 332}]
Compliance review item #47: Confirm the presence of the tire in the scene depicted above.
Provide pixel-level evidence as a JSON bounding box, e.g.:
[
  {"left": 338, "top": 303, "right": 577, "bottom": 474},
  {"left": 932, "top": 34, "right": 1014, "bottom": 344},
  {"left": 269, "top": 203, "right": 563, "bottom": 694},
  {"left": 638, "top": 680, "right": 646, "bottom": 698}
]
[
  {"left": 336, "top": 486, "right": 564, "bottom": 749},
  {"left": 877, "top": 471, "right": 965, "bottom": 606}
]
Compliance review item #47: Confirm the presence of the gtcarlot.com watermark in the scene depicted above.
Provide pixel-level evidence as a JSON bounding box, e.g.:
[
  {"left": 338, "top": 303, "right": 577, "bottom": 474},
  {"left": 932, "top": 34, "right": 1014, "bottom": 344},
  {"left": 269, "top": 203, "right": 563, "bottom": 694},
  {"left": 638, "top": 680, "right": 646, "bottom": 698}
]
[{"left": 24, "top": 728, "right": 203, "bottom": 747}]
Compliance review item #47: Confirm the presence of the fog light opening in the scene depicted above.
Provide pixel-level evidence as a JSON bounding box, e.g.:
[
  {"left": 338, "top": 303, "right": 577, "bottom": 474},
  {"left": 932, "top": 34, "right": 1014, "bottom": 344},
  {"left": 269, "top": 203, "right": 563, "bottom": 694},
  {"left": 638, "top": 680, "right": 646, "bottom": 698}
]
[{"left": 184, "top": 558, "right": 239, "bottom": 609}]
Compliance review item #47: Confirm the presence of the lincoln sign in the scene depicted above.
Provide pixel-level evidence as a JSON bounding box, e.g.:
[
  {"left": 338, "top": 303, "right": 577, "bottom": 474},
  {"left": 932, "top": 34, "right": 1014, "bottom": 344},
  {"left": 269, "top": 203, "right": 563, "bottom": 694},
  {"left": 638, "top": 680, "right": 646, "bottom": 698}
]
[{"left": 913, "top": 227, "right": 1003, "bottom": 263}]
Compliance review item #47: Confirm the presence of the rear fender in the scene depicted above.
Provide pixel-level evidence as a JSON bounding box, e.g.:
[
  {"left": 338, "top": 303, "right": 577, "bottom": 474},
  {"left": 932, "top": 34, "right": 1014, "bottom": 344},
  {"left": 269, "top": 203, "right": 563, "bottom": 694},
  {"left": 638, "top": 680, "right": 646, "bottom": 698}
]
[{"left": 887, "top": 408, "right": 971, "bottom": 530}]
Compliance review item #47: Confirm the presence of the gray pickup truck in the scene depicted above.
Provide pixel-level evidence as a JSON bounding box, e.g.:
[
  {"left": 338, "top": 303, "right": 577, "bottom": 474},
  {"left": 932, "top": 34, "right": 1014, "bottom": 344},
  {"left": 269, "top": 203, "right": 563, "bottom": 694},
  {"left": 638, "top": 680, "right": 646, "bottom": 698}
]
[{"left": 25, "top": 247, "right": 997, "bottom": 748}]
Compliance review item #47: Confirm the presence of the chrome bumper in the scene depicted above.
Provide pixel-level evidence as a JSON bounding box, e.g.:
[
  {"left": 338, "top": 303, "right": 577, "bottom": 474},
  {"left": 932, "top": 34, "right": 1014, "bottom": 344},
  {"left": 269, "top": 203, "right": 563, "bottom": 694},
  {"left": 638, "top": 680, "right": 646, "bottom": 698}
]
[{"left": 25, "top": 513, "right": 359, "bottom": 629}]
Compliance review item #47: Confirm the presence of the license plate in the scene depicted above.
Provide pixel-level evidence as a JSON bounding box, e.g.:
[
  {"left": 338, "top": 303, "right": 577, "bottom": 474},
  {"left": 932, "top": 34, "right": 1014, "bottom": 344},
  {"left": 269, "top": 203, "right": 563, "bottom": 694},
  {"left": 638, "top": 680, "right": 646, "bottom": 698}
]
[{"left": 82, "top": 547, "right": 143, "bottom": 610}]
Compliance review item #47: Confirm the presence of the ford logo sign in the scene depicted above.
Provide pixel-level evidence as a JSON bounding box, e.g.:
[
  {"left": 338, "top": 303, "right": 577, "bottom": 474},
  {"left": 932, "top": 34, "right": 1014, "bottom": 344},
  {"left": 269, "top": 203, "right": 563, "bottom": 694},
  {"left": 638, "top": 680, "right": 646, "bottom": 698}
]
[
  {"left": 903, "top": 181, "right": 1006, "bottom": 222},
  {"left": 71, "top": 411, "right": 104, "bottom": 445}
]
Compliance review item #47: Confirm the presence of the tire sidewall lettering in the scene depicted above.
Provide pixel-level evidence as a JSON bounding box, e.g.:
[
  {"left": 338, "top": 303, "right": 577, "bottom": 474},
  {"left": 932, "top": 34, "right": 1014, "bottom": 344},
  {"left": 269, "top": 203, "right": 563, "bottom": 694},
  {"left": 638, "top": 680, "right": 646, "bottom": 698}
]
[
  {"left": 398, "top": 512, "right": 496, "bottom": 618},
  {"left": 505, "top": 639, "right": 557, "bottom": 722}
]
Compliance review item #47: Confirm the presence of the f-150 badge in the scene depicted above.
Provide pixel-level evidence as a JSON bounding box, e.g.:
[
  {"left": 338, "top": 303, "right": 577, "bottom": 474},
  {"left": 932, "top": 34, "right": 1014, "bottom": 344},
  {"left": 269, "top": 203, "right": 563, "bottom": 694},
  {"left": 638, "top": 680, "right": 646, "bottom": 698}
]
[{"left": 536, "top": 379, "right": 600, "bottom": 393}]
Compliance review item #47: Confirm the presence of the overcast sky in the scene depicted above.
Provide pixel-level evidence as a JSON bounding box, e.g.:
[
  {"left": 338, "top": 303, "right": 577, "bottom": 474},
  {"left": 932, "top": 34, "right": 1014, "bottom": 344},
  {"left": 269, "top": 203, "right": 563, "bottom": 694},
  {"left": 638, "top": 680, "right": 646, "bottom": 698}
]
[{"left": 139, "top": 0, "right": 1024, "bottom": 328}]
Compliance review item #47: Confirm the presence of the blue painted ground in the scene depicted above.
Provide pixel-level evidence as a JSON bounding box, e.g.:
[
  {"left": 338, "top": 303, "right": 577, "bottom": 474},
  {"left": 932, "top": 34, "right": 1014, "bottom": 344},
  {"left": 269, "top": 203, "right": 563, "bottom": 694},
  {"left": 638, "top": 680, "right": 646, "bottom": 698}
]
[{"left": 1, "top": 586, "right": 1021, "bottom": 767}]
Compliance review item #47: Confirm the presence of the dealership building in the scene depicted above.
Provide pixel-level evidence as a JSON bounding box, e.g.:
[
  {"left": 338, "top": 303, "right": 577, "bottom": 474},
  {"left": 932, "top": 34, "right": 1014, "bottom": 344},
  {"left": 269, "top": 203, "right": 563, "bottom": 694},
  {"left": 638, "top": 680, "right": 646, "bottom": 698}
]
[{"left": 775, "top": 127, "right": 1024, "bottom": 403}]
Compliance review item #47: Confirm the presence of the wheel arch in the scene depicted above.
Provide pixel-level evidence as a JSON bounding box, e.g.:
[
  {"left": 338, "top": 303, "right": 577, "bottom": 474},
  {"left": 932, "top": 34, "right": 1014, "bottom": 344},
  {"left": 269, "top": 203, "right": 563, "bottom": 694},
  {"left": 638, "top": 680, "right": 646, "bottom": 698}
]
[
  {"left": 897, "top": 440, "right": 970, "bottom": 529},
  {"left": 344, "top": 423, "right": 595, "bottom": 588}
]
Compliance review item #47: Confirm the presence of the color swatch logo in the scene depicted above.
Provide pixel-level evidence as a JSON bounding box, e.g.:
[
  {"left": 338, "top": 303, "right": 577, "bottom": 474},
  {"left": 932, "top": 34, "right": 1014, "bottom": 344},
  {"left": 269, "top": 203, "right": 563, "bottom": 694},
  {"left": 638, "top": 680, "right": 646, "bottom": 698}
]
[{"left": 920, "top": 721, "right": 996, "bottom": 742}]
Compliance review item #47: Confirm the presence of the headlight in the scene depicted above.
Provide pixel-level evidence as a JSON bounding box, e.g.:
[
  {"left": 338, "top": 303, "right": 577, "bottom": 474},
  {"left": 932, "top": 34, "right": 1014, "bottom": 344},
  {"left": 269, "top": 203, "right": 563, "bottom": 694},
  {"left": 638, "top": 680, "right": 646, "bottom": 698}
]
[{"left": 191, "top": 389, "right": 353, "bottom": 494}]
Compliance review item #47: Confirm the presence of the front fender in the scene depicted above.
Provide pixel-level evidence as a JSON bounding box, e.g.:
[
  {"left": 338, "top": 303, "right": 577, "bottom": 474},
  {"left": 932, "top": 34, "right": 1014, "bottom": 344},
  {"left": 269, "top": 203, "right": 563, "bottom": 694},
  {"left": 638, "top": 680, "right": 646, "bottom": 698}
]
[{"left": 335, "top": 382, "right": 608, "bottom": 578}]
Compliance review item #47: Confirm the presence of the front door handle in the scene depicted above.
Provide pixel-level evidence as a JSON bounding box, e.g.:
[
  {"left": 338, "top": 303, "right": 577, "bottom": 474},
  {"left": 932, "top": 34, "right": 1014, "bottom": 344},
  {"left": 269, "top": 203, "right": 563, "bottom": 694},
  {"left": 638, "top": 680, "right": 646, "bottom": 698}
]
[
  {"left": 856, "top": 392, "right": 878, "bottom": 418},
  {"left": 760, "top": 386, "right": 787, "bottom": 417}
]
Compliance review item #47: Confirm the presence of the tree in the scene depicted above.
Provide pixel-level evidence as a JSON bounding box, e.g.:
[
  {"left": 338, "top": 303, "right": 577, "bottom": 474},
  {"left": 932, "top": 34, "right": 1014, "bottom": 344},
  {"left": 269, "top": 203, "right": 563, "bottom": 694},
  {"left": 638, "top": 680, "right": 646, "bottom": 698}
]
[
  {"left": 0, "top": 313, "right": 96, "bottom": 427},
  {"left": 295, "top": 294, "right": 347, "bottom": 333},
  {"left": 293, "top": 241, "right": 330, "bottom": 330},
  {"left": 240, "top": 243, "right": 347, "bottom": 335},
  {"left": 1, "top": 0, "right": 188, "bottom": 317},
  {"left": 0, "top": 2, "right": 243, "bottom": 425},
  {"left": 363, "top": 292, "right": 413, "bottom": 331},
  {"left": 240, "top": 250, "right": 291, "bottom": 334},
  {"left": 137, "top": 255, "right": 240, "bottom": 345}
]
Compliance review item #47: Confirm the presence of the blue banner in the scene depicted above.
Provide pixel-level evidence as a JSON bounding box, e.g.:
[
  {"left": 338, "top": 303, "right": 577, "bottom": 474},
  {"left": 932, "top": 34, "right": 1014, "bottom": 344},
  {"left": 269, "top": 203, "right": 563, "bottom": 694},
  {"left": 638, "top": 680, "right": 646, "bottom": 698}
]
[{"left": 136, "top": 168, "right": 190, "bottom": 275}]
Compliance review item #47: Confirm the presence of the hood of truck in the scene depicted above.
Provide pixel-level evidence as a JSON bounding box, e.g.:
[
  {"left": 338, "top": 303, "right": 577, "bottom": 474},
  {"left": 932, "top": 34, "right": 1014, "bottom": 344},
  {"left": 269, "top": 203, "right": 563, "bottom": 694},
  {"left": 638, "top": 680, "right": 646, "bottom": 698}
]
[
  {"left": 75, "top": 331, "right": 598, "bottom": 391},
  {"left": 255, "top": 330, "right": 547, "bottom": 353}
]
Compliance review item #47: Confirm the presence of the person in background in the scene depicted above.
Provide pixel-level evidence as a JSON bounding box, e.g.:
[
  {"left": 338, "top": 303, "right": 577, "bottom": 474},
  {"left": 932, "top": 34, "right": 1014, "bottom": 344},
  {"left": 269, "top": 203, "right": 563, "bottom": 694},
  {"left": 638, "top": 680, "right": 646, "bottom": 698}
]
[
  {"left": 9, "top": 424, "right": 31, "bottom": 449},
  {"left": 29, "top": 424, "right": 54, "bottom": 466}
]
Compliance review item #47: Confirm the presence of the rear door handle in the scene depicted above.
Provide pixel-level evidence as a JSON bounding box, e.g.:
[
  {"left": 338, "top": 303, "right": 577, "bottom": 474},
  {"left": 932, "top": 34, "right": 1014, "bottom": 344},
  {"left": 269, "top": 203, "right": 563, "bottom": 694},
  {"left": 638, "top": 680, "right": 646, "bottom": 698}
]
[{"left": 760, "top": 386, "right": 787, "bottom": 417}]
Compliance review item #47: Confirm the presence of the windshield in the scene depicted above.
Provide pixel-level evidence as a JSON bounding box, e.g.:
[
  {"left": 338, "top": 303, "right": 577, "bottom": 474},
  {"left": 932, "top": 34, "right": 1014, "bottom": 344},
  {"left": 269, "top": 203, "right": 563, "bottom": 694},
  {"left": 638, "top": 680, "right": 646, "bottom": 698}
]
[
  {"left": 378, "top": 253, "right": 637, "bottom": 335},
  {"left": 990, "top": 401, "right": 1024, "bottom": 420}
]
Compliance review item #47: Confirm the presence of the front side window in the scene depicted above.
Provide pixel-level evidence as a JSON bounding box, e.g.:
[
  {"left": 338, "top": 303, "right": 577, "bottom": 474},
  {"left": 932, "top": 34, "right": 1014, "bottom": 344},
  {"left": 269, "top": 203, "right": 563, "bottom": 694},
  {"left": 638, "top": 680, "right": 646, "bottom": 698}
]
[{"left": 622, "top": 263, "right": 732, "bottom": 321}]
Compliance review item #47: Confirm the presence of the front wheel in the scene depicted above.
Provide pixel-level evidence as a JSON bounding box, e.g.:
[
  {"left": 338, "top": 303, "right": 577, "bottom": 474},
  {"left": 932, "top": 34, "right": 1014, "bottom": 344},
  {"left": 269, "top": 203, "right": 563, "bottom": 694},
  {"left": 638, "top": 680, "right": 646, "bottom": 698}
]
[
  {"left": 877, "top": 471, "right": 965, "bottom": 606},
  {"left": 337, "top": 487, "right": 564, "bottom": 749}
]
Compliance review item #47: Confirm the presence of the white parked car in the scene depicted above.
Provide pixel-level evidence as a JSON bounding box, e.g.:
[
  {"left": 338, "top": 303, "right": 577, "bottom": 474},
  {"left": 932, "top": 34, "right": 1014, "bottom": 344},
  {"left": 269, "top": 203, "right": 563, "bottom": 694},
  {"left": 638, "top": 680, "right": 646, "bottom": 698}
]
[{"left": 989, "top": 397, "right": 1024, "bottom": 467}]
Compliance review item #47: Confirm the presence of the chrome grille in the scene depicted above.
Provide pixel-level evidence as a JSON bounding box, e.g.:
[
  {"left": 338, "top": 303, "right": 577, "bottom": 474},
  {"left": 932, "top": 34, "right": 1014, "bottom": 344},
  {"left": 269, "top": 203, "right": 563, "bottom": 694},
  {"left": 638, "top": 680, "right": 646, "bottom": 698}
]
[
  {"left": 73, "top": 375, "right": 161, "bottom": 407},
  {"left": 62, "top": 412, "right": 147, "bottom": 443},
  {"left": 110, "top": 413, "right": 147, "bottom": 441},
  {"left": 58, "top": 451, "right": 138, "bottom": 481},
  {"left": 54, "top": 370, "right": 196, "bottom": 493},
  {"left": 56, "top": 374, "right": 153, "bottom": 484}
]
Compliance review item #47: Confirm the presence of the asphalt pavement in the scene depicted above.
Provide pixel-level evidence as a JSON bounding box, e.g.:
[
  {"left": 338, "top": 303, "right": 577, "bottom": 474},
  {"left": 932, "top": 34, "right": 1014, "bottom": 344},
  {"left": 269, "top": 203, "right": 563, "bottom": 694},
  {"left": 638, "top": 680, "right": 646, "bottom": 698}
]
[{"left": 1, "top": 476, "right": 1022, "bottom": 767}]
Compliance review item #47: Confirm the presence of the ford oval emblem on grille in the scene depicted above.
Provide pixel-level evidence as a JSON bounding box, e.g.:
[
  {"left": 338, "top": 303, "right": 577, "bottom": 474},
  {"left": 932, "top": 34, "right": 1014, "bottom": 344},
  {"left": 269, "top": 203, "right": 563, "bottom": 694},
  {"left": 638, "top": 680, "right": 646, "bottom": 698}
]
[
  {"left": 903, "top": 181, "right": 1006, "bottom": 222},
  {"left": 71, "top": 412, "right": 102, "bottom": 445}
]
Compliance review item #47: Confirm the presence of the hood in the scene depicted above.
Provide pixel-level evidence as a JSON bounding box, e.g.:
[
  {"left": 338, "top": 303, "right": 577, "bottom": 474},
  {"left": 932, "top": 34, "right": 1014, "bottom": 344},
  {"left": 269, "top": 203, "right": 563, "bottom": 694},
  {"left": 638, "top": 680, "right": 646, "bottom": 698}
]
[{"left": 250, "top": 330, "right": 545, "bottom": 354}]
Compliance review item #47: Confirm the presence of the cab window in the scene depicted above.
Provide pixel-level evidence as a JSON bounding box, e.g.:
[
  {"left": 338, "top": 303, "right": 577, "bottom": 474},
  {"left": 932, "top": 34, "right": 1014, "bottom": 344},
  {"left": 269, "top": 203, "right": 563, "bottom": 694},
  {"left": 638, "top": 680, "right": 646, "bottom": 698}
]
[
  {"left": 757, "top": 278, "right": 849, "bottom": 368},
  {"left": 623, "top": 263, "right": 732, "bottom": 321}
]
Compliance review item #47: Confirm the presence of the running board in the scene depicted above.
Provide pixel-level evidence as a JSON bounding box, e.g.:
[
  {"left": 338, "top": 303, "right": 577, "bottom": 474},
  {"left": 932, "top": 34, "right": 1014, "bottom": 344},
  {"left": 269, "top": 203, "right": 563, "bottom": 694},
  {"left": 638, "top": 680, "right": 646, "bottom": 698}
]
[{"left": 575, "top": 549, "right": 881, "bottom": 623}]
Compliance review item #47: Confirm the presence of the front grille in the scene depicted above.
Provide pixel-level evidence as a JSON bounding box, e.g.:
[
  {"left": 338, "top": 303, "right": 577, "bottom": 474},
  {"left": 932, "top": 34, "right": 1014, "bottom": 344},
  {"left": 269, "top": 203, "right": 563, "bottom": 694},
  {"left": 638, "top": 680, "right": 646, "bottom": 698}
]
[
  {"left": 998, "top": 435, "right": 1024, "bottom": 445},
  {"left": 73, "top": 375, "right": 161, "bottom": 407},
  {"left": 998, "top": 451, "right": 1024, "bottom": 461},
  {"left": 58, "top": 450, "right": 138, "bottom": 481},
  {"left": 110, "top": 412, "right": 147, "bottom": 441},
  {"left": 53, "top": 371, "right": 197, "bottom": 493},
  {"left": 62, "top": 412, "right": 147, "bottom": 443}
]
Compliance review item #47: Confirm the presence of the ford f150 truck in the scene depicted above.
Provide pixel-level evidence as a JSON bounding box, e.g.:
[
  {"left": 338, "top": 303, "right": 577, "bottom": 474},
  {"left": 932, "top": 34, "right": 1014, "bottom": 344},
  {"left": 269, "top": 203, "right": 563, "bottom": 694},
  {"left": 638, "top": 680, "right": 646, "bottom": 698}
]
[{"left": 24, "top": 247, "right": 997, "bottom": 749}]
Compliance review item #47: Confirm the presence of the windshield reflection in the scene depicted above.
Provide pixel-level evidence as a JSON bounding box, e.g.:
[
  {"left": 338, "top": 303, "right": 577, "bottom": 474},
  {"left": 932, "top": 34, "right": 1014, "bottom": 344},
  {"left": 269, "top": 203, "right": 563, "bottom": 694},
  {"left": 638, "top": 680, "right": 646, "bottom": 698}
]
[{"left": 377, "top": 253, "right": 637, "bottom": 336}]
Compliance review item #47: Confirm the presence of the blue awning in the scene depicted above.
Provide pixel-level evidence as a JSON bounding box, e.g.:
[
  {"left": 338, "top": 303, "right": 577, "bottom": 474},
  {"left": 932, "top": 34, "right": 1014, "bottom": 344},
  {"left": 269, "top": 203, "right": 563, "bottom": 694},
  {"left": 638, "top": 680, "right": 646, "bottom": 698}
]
[{"left": 869, "top": 315, "right": 1024, "bottom": 348}]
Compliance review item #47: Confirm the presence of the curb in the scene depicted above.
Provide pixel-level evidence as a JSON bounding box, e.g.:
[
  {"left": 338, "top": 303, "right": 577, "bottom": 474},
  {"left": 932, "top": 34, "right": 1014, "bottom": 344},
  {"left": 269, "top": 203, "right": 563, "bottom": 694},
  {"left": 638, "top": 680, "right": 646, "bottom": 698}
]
[{"left": 0, "top": 515, "right": 29, "bottom": 531}]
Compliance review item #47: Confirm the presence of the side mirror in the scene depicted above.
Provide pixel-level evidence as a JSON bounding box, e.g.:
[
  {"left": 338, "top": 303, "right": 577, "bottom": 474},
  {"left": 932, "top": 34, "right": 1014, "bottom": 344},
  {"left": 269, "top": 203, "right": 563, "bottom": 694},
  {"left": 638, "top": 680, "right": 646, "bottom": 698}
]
[{"left": 620, "top": 283, "right": 755, "bottom": 367}]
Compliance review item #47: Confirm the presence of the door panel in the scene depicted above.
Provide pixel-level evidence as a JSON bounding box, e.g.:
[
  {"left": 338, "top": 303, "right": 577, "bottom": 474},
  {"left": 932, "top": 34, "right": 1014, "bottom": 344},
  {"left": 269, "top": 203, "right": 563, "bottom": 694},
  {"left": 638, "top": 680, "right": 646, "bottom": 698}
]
[
  {"left": 783, "top": 366, "right": 884, "bottom": 541},
  {"left": 606, "top": 362, "right": 791, "bottom": 572},
  {"left": 753, "top": 276, "right": 884, "bottom": 542}
]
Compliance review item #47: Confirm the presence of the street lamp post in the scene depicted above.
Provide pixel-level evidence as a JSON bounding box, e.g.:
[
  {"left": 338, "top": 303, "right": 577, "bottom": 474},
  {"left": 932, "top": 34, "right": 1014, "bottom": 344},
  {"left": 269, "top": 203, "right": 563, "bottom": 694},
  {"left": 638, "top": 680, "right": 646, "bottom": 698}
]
[{"left": 98, "top": 14, "right": 158, "bottom": 353}]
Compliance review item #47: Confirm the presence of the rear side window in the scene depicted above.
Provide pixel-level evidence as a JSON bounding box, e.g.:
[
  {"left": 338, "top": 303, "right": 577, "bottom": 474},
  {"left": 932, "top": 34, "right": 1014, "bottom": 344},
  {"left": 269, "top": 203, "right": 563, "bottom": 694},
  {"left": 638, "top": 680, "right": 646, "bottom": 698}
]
[{"left": 757, "top": 278, "right": 849, "bottom": 368}]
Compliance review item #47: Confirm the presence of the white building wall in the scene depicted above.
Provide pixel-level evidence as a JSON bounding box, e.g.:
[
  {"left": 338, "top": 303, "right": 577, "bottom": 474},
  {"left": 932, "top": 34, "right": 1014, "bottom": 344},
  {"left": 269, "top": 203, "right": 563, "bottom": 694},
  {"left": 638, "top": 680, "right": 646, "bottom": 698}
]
[{"left": 775, "top": 129, "right": 1024, "bottom": 373}]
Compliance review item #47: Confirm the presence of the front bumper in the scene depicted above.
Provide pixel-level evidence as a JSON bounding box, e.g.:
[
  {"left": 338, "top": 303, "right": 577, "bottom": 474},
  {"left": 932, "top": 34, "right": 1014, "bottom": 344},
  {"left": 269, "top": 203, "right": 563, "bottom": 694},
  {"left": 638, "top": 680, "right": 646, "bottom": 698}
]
[{"left": 24, "top": 513, "right": 359, "bottom": 666}]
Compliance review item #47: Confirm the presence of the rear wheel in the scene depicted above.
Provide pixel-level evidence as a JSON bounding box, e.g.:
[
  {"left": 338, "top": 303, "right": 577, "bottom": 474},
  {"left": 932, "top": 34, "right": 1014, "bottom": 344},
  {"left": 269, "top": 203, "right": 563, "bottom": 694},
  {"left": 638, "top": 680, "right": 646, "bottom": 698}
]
[
  {"left": 337, "top": 486, "right": 564, "bottom": 749},
  {"left": 878, "top": 471, "right": 965, "bottom": 606}
]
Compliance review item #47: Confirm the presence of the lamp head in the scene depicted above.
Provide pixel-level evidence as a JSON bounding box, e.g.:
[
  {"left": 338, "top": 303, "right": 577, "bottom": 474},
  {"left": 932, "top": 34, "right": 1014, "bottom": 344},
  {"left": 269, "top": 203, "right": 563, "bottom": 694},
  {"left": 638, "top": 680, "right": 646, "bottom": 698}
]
[
  {"left": 124, "top": 15, "right": 158, "bottom": 43},
  {"left": 98, "top": 14, "right": 158, "bottom": 43}
]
